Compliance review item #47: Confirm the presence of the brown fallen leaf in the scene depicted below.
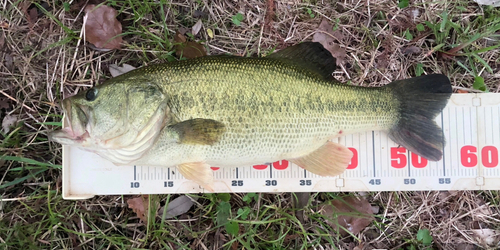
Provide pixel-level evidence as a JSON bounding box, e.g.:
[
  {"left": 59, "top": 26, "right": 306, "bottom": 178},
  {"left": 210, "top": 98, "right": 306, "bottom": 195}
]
[
  {"left": 127, "top": 195, "right": 149, "bottom": 223},
  {"left": 312, "top": 18, "right": 345, "bottom": 65},
  {"left": 0, "top": 20, "right": 8, "bottom": 29},
  {"left": 292, "top": 192, "right": 311, "bottom": 223},
  {"left": 319, "top": 196, "right": 374, "bottom": 237},
  {"left": 402, "top": 46, "right": 422, "bottom": 55},
  {"left": 388, "top": 7, "right": 421, "bottom": 32},
  {"left": 174, "top": 31, "right": 207, "bottom": 59},
  {"left": 28, "top": 7, "right": 38, "bottom": 28},
  {"left": 375, "top": 35, "right": 394, "bottom": 69},
  {"left": 84, "top": 4, "right": 122, "bottom": 50},
  {"left": 264, "top": 0, "right": 275, "bottom": 33},
  {"left": 19, "top": 1, "right": 36, "bottom": 29},
  {"left": 0, "top": 95, "right": 10, "bottom": 110}
]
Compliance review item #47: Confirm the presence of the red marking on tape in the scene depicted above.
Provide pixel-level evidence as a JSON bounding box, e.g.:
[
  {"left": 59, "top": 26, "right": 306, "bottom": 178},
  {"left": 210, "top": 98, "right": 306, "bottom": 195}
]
[
  {"left": 347, "top": 147, "right": 358, "bottom": 169},
  {"left": 411, "top": 153, "right": 428, "bottom": 168},
  {"left": 482, "top": 146, "right": 499, "bottom": 168},
  {"left": 273, "top": 160, "right": 289, "bottom": 170},
  {"left": 253, "top": 164, "right": 268, "bottom": 170},
  {"left": 461, "top": 145, "right": 477, "bottom": 167},
  {"left": 391, "top": 147, "right": 407, "bottom": 168},
  {"left": 461, "top": 145, "right": 499, "bottom": 168},
  {"left": 210, "top": 167, "right": 220, "bottom": 171}
]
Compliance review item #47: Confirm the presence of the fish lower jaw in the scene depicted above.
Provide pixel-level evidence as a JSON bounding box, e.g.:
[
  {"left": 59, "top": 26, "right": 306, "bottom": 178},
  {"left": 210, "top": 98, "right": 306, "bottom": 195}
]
[{"left": 49, "top": 127, "right": 90, "bottom": 146}]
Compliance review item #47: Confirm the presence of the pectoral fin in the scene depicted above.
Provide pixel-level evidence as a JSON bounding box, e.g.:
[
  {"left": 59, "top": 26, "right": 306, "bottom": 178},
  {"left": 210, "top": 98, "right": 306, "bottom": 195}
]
[
  {"left": 290, "top": 141, "right": 353, "bottom": 177},
  {"left": 170, "top": 118, "right": 225, "bottom": 145},
  {"left": 177, "top": 162, "right": 214, "bottom": 191}
]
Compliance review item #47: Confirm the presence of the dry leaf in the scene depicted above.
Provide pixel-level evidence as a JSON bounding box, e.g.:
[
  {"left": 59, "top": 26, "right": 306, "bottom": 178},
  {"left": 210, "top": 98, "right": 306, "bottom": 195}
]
[
  {"left": 264, "top": 0, "right": 275, "bottom": 33},
  {"left": 312, "top": 18, "right": 345, "bottom": 65},
  {"left": 402, "top": 46, "right": 422, "bottom": 55},
  {"left": 474, "top": 0, "right": 500, "bottom": 6},
  {"left": 193, "top": 10, "right": 208, "bottom": 19},
  {"left": 28, "top": 7, "right": 38, "bottom": 28},
  {"left": 109, "top": 63, "right": 136, "bottom": 77},
  {"left": 207, "top": 29, "right": 214, "bottom": 39},
  {"left": 84, "top": 4, "right": 122, "bottom": 50},
  {"left": 174, "top": 31, "right": 207, "bottom": 59},
  {"left": 0, "top": 21, "right": 8, "bottom": 29},
  {"left": 456, "top": 243, "right": 477, "bottom": 250},
  {"left": 0, "top": 96, "right": 10, "bottom": 110},
  {"left": 160, "top": 195, "right": 195, "bottom": 219},
  {"left": 5, "top": 54, "right": 13, "bottom": 71},
  {"left": 388, "top": 8, "right": 420, "bottom": 32},
  {"left": 2, "top": 115, "right": 17, "bottom": 134},
  {"left": 319, "top": 196, "right": 374, "bottom": 236},
  {"left": 192, "top": 19, "right": 203, "bottom": 36},
  {"left": 375, "top": 35, "right": 394, "bottom": 69},
  {"left": 471, "top": 229, "right": 499, "bottom": 246},
  {"left": 127, "top": 195, "right": 148, "bottom": 222}
]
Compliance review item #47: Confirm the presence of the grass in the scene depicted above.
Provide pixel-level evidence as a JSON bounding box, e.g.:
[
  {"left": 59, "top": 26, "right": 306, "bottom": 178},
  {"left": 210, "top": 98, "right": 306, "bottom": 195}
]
[{"left": 1, "top": 0, "right": 500, "bottom": 249}]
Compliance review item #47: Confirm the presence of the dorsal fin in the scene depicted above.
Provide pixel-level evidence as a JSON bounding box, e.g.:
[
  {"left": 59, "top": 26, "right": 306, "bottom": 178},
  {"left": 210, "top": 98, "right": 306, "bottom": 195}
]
[{"left": 267, "top": 42, "right": 336, "bottom": 81}]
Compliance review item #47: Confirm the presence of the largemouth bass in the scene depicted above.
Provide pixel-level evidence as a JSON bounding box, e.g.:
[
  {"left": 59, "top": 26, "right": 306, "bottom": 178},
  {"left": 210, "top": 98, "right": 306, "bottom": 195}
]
[{"left": 49, "top": 42, "right": 452, "bottom": 191}]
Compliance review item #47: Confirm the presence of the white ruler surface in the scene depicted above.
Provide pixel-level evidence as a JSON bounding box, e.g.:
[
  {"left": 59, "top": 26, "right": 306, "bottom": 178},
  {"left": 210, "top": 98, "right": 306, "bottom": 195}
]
[{"left": 62, "top": 94, "right": 500, "bottom": 199}]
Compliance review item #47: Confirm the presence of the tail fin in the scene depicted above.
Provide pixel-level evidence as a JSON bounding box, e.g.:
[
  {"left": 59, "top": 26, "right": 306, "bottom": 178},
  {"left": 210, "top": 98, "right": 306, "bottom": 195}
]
[{"left": 387, "top": 74, "right": 452, "bottom": 161}]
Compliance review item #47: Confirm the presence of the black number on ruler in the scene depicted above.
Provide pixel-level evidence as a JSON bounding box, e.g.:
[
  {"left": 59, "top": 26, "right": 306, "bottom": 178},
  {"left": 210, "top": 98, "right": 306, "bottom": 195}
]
[
  {"left": 231, "top": 180, "right": 243, "bottom": 186},
  {"left": 164, "top": 181, "right": 173, "bottom": 187},
  {"left": 404, "top": 178, "right": 416, "bottom": 185},
  {"left": 130, "top": 182, "right": 140, "bottom": 188},
  {"left": 265, "top": 180, "right": 277, "bottom": 186},
  {"left": 369, "top": 179, "right": 381, "bottom": 185},
  {"left": 299, "top": 180, "right": 312, "bottom": 186},
  {"left": 439, "top": 178, "right": 451, "bottom": 184}
]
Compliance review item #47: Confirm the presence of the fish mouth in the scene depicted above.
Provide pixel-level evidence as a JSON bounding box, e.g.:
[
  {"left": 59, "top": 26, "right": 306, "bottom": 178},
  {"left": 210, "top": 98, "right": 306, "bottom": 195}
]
[{"left": 48, "top": 99, "right": 90, "bottom": 145}]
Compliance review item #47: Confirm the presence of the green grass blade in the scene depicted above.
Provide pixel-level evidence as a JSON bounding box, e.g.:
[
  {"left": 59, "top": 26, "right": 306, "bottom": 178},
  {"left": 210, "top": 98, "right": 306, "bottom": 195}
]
[
  {"left": 0, "top": 169, "right": 48, "bottom": 190},
  {"left": 0, "top": 156, "right": 61, "bottom": 169}
]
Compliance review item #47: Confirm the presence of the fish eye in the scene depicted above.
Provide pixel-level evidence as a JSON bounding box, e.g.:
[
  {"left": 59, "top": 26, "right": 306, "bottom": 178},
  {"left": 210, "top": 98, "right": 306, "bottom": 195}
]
[{"left": 85, "top": 88, "right": 98, "bottom": 101}]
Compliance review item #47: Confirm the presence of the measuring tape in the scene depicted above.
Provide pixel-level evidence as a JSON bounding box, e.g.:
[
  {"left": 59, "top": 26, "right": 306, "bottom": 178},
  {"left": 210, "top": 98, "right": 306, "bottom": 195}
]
[{"left": 62, "top": 93, "right": 500, "bottom": 199}]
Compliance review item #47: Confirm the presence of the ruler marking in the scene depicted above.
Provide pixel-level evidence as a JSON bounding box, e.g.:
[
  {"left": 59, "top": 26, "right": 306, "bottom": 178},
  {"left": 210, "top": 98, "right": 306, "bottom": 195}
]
[
  {"left": 496, "top": 106, "right": 499, "bottom": 174},
  {"left": 236, "top": 167, "right": 239, "bottom": 179},
  {"left": 304, "top": 169, "right": 307, "bottom": 178},
  {"left": 441, "top": 112, "right": 446, "bottom": 176},
  {"left": 168, "top": 167, "right": 170, "bottom": 180},
  {"left": 497, "top": 105, "right": 499, "bottom": 174},
  {"left": 134, "top": 165, "right": 136, "bottom": 181},
  {"left": 372, "top": 131, "right": 376, "bottom": 177},
  {"left": 407, "top": 150, "right": 411, "bottom": 177},
  {"left": 466, "top": 106, "right": 470, "bottom": 177},
  {"left": 456, "top": 107, "right": 460, "bottom": 175},
  {"left": 269, "top": 164, "right": 273, "bottom": 178}
]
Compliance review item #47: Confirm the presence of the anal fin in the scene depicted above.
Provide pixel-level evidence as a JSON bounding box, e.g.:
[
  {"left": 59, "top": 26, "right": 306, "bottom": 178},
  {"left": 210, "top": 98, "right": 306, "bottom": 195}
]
[
  {"left": 290, "top": 141, "right": 353, "bottom": 177},
  {"left": 177, "top": 162, "right": 214, "bottom": 192}
]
